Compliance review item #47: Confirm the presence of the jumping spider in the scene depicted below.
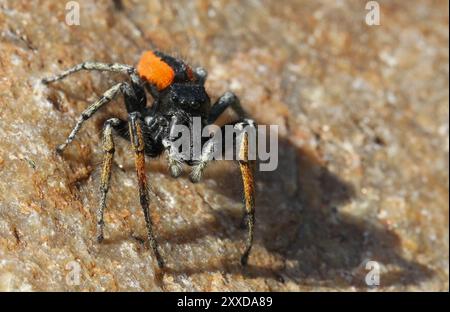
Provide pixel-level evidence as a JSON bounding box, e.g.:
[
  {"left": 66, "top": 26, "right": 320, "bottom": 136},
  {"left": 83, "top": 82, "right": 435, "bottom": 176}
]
[{"left": 42, "top": 50, "right": 256, "bottom": 268}]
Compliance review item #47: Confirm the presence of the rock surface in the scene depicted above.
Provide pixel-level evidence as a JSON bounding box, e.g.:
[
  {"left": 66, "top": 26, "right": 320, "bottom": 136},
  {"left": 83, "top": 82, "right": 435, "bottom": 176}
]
[{"left": 0, "top": 0, "right": 448, "bottom": 291}]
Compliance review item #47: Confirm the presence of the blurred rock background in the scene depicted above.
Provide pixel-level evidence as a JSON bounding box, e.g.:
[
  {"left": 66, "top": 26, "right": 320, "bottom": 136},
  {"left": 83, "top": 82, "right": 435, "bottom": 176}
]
[{"left": 0, "top": 0, "right": 448, "bottom": 291}]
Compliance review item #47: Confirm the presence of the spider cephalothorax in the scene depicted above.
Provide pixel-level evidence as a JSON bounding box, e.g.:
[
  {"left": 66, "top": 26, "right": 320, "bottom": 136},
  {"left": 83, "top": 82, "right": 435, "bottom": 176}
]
[{"left": 42, "top": 50, "right": 256, "bottom": 269}]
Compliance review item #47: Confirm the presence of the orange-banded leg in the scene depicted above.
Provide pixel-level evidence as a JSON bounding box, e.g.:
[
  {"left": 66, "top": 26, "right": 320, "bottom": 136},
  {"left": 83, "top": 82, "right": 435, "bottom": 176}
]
[
  {"left": 237, "top": 125, "right": 256, "bottom": 266},
  {"left": 128, "top": 112, "right": 164, "bottom": 268},
  {"left": 190, "top": 119, "right": 257, "bottom": 265},
  {"left": 97, "top": 118, "right": 122, "bottom": 243}
]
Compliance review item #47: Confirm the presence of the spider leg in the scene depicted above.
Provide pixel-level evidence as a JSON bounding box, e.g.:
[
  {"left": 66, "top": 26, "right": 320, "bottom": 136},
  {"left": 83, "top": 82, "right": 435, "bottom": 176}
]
[
  {"left": 97, "top": 117, "right": 125, "bottom": 243},
  {"left": 162, "top": 115, "right": 184, "bottom": 178},
  {"left": 208, "top": 91, "right": 248, "bottom": 124},
  {"left": 190, "top": 90, "right": 249, "bottom": 182},
  {"left": 56, "top": 82, "right": 124, "bottom": 154},
  {"left": 42, "top": 62, "right": 134, "bottom": 84},
  {"left": 194, "top": 67, "right": 207, "bottom": 85},
  {"left": 128, "top": 112, "right": 164, "bottom": 268},
  {"left": 189, "top": 137, "right": 215, "bottom": 183},
  {"left": 237, "top": 123, "right": 256, "bottom": 266},
  {"left": 190, "top": 119, "right": 257, "bottom": 265}
]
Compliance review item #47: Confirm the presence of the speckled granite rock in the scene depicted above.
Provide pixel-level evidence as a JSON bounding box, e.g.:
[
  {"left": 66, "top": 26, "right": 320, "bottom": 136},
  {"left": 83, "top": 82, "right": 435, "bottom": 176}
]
[{"left": 0, "top": 0, "right": 448, "bottom": 291}]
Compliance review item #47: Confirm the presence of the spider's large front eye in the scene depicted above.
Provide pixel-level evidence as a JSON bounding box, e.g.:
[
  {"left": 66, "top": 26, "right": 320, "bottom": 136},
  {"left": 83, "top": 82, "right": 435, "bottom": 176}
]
[
  {"left": 170, "top": 84, "right": 209, "bottom": 111},
  {"left": 170, "top": 91, "right": 199, "bottom": 109}
]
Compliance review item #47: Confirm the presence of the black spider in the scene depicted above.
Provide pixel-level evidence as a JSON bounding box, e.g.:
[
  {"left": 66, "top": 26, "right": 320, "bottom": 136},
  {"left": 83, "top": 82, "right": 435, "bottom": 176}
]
[{"left": 42, "top": 50, "right": 256, "bottom": 269}]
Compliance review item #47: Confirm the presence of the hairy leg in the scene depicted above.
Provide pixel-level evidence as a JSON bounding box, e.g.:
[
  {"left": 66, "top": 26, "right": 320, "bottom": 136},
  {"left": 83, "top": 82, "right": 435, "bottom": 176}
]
[
  {"left": 97, "top": 118, "right": 124, "bottom": 242},
  {"left": 189, "top": 118, "right": 256, "bottom": 182},
  {"left": 55, "top": 82, "right": 124, "bottom": 153},
  {"left": 190, "top": 119, "right": 257, "bottom": 265},
  {"left": 190, "top": 90, "right": 250, "bottom": 181},
  {"left": 237, "top": 129, "right": 256, "bottom": 266},
  {"left": 42, "top": 62, "right": 134, "bottom": 84},
  {"left": 162, "top": 115, "right": 185, "bottom": 178},
  {"left": 128, "top": 112, "right": 164, "bottom": 268}
]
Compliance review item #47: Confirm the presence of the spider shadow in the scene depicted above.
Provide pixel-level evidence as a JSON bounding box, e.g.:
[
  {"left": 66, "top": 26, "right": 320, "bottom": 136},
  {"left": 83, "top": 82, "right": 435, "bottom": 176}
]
[{"left": 155, "top": 137, "right": 433, "bottom": 288}]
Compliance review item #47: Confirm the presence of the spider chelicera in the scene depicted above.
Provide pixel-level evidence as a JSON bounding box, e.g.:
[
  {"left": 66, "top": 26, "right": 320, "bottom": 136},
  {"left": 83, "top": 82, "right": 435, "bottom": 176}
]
[{"left": 42, "top": 50, "right": 256, "bottom": 269}]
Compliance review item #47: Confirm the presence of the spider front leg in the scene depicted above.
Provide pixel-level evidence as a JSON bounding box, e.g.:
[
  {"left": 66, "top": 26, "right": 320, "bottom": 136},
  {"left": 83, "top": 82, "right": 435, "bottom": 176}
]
[
  {"left": 189, "top": 137, "right": 215, "bottom": 183},
  {"left": 191, "top": 119, "right": 257, "bottom": 266},
  {"left": 191, "top": 90, "right": 250, "bottom": 182},
  {"left": 162, "top": 115, "right": 185, "bottom": 178},
  {"left": 54, "top": 82, "right": 124, "bottom": 154},
  {"left": 97, "top": 117, "right": 124, "bottom": 243},
  {"left": 237, "top": 125, "right": 256, "bottom": 266},
  {"left": 42, "top": 62, "right": 134, "bottom": 84},
  {"left": 128, "top": 112, "right": 164, "bottom": 269}
]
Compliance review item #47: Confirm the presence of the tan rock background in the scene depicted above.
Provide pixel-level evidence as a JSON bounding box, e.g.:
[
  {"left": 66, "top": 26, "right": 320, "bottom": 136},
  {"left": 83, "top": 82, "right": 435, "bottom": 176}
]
[{"left": 0, "top": 0, "right": 448, "bottom": 291}]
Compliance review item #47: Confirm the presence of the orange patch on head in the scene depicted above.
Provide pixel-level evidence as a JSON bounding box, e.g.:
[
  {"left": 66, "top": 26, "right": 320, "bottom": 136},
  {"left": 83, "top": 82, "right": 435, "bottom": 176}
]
[{"left": 137, "top": 51, "right": 174, "bottom": 90}]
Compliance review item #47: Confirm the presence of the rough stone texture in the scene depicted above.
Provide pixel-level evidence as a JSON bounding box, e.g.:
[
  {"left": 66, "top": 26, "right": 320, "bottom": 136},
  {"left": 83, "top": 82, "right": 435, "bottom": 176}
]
[{"left": 0, "top": 0, "right": 448, "bottom": 291}]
